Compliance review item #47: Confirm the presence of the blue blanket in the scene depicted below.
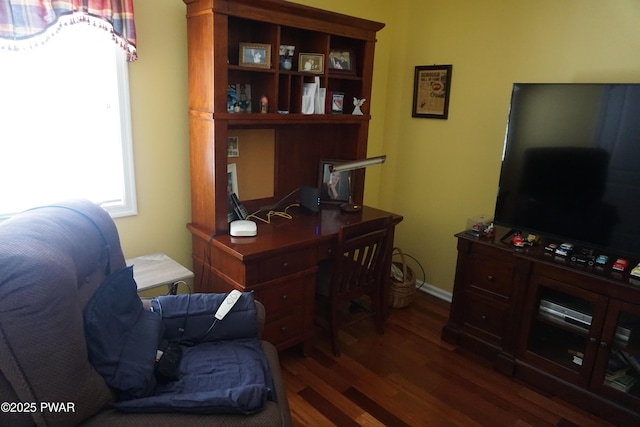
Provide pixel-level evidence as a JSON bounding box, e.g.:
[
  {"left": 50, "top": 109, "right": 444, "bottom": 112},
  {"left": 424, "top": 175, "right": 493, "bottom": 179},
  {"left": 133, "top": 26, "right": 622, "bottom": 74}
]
[
  {"left": 115, "top": 339, "right": 273, "bottom": 414},
  {"left": 85, "top": 267, "right": 273, "bottom": 414}
]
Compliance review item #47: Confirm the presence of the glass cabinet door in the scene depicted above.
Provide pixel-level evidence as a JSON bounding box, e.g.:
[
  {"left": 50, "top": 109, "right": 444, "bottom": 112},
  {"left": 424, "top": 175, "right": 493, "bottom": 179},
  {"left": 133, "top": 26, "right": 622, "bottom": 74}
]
[
  {"left": 519, "top": 275, "right": 608, "bottom": 387},
  {"left": 594, "top": 299, "right": 640, "bottom": 411}
]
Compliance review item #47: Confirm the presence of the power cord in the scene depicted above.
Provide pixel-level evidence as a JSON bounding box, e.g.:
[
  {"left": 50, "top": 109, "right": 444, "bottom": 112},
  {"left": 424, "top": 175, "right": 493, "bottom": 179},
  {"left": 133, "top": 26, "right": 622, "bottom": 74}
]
[
  {"left": 168, "top": 280, "right": 190, "bottom": 295},
  {"left": 266, "top": 187, "right": 300, "bottom": 211},
  {"left": 156, "top": 281, "right": 192, "bottom": 382},
  {"left": 246, "top": 203, "right": 300, "bottom": 224},
  {"left": 244, "top": 186, "right": 301, "bottom": 223}
]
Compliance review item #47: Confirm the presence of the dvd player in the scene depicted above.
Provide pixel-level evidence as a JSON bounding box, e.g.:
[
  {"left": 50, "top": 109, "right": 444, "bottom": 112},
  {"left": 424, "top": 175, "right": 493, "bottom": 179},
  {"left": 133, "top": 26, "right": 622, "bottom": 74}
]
[
  {"left": 539, "top": 299, "right": 592, "bottom": 327},
  {"left": 538, "top": 299, "right": 632, "bottom": 345}
]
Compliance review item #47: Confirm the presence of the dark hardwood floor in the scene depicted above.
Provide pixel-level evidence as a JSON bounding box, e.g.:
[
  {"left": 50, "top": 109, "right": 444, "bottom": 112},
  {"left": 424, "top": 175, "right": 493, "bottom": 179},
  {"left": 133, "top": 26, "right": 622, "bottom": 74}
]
[{"left": 279, "top": 291, "right": 617, "bottom": 427}]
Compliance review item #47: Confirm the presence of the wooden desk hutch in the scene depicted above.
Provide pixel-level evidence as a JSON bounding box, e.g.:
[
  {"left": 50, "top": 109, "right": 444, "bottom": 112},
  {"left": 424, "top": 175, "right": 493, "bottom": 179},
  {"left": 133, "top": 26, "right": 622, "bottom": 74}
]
[{"left": 182, "top": 0, "right": 387, "bottom": 353}]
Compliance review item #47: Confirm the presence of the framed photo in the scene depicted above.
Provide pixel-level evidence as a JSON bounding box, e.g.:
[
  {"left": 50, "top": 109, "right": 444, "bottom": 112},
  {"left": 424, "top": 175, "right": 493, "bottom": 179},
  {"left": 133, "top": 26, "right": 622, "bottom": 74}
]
[
  {"left": 239, "top": 43, "right": 271, "bottom": 69},
  {"left": 227, "top": 84, "right": 252, "bottom": 113},
  {"left": 412, "top": 64, "right": 453, "bottom": 119},
  {"left": 227, "top": 136, "right": 239, "bottom": 157},
  {"left": 227, "top": 163, "right": 238, "bottom": 197},
  {"left": 318, "top": 159, "right": 352, "bottom": 204},
  {"left": 299, "top": 53, "right": 324, "bottom": 74},
  {"left": 329, "top": 49, "right": 354, "bottom": 74},
  {"left": 330, "top": 92, "right": 344, "bottom": 114}
]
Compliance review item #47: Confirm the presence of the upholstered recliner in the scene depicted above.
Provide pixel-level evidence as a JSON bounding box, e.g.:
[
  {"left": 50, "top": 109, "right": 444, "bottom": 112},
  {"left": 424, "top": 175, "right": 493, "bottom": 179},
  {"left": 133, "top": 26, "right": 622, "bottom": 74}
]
[{"left": 0, "top": 199, "right": 292, "bottom": 427}]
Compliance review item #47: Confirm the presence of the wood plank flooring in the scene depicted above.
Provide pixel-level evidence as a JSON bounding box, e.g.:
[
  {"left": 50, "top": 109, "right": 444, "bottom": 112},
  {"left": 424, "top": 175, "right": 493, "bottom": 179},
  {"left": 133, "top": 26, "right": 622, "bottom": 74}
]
[{"left": 279, "top": 291, "right": 617, "bottom": 427}]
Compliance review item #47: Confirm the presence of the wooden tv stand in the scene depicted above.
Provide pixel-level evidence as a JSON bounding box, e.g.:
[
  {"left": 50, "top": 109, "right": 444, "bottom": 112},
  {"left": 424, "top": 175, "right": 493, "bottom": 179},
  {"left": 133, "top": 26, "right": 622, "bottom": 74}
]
[{"left": 442, "top": 227, "right": 640, "bottom": 425}]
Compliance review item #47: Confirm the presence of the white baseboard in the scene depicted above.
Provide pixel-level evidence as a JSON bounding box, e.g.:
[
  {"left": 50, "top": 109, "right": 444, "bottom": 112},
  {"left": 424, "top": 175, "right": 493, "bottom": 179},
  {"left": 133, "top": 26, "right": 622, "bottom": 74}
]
[{"left": 415, "top": 280, "right": 452, "bottom": 303}]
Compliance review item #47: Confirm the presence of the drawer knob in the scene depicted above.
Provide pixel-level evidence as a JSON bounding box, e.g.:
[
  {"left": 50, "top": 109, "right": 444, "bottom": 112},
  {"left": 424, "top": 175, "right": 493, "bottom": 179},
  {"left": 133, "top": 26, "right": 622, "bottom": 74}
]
[
  {"left": 281, "top": 294, "right": 288, "bottom": 301},
  {"left": 280, "top": 326, "right": 288, "bottom": 334},
  {"left": 282, "top": 261, "right": 289, "bottom": 269},
  {"left": 599, "top": 341, "right": 608, "bottom": 348},
  {"left": 487, "top": 275, "right": 495, "bottom": 281},
  {"left": 481, "top": 315, "right": 487, "bottom": 320}
]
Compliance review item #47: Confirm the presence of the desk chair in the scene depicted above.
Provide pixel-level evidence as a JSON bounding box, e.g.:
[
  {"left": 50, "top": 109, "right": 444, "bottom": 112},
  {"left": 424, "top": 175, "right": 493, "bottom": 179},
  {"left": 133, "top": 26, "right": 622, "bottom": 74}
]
[{"left": 316, "top": 216, "right": 392, "bottom": 356}]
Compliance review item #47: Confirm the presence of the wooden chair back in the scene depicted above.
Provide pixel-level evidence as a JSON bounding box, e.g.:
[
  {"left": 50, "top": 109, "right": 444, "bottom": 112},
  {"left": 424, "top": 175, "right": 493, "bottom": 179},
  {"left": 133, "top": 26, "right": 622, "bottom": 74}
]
[
  {"left": 330, "top": 216, "right": 392, "bottom": 303},
  {"left": 317, "top": 216, "right": 391, "bottom": 355}
]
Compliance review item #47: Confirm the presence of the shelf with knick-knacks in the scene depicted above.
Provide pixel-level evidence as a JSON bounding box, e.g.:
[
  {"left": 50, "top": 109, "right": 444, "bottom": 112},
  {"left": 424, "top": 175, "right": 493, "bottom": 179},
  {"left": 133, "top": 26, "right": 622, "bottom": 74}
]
[
  {"left": 184, "top": 0, "right": 384, "bottom": 236},
  {"left": 223, "top": 16, "right": 369, "bottom": 116}
]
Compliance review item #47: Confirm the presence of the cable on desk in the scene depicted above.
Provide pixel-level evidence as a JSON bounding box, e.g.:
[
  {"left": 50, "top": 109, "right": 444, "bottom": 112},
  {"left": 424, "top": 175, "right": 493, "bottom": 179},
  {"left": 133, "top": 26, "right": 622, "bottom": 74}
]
[
  {"left": 194, "top": 186, "right": 301, "bottom": 289},
  {"left": 269, "top": 187, "right": 301, "bottom": 211},
  {"left": 246, "top": 186, "right": 300, "bottom": 219},
  {"left": 247, "top": 203, "right": 300, "bottom": 224}
]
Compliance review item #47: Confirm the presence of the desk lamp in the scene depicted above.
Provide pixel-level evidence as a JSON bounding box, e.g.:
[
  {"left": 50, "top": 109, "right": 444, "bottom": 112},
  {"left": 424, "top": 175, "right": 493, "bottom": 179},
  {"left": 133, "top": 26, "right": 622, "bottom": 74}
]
[{"left": 329, "top": 155, "right": 386, "bottom": 212}]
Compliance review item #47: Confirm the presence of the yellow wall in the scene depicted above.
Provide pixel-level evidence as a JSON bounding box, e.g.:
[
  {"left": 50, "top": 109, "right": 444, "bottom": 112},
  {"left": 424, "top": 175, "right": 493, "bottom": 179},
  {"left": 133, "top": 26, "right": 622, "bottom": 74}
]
[
  {"left": 119, "top": 0, "right": 640, "bottom": 297},
  {"left": 382, "top": 0, "right": 640, "bottom": 293},
  {"left": 115, "top": 0, "right": 191, "bottom": 274}
]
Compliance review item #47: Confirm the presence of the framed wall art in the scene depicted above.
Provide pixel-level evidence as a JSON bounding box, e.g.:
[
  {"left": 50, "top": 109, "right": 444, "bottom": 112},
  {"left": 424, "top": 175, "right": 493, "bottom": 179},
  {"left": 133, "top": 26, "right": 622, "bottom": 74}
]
[
  {"left": 412, "top": 64, "right": 453, "bottom": 119},
  {"left": 239, "top": 43, "right": 271, "bottom": 69}
]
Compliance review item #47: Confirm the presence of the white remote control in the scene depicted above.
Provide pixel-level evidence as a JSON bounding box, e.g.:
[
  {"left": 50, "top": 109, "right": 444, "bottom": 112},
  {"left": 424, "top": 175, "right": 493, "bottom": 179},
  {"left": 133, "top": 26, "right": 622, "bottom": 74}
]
[{"left": 214, "top": 289, "right": 242, "bottom": 320}]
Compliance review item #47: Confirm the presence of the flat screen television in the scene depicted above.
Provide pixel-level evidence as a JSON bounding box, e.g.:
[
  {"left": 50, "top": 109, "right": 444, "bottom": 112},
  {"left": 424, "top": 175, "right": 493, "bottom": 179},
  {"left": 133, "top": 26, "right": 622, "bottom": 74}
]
[{"left": 494, "top": 83, "right": 640, "bottom": 259}]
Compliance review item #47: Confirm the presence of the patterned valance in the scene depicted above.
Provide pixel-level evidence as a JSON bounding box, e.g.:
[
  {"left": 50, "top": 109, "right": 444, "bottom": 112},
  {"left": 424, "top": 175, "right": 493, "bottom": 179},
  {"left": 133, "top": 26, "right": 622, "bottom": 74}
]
[{"left": 0, "top": 0, "right": 137, "bottom": 61}]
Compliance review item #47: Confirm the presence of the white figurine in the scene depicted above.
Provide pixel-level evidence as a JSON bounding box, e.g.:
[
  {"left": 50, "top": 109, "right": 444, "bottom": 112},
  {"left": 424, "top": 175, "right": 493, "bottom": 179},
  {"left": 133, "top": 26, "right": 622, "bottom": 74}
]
[{"left": 352, "top": 97, "right": 366, "bottom": 115}]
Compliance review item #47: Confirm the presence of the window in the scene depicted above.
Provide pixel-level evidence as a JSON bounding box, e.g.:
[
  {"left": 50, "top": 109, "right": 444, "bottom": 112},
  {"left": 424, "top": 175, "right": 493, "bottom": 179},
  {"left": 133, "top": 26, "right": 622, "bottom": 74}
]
[{"left": 0, "top": 23, "right": 137, "bottom": 220}]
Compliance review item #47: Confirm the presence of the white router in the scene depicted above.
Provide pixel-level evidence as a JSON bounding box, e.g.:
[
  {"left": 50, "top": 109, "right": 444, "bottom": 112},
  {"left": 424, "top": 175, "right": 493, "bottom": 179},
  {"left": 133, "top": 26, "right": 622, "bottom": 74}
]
[{"left": 230, "top": 220, "right": 257, "bottom": 237}]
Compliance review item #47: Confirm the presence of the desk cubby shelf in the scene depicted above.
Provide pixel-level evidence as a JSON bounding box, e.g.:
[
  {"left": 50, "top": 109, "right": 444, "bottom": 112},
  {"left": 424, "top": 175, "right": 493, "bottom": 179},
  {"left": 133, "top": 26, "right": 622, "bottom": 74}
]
[
  {"left": 226, "top": 12, "right": 370, "bottom": 118},
  {"left": 219, "top": 113, "right": 370, "bottom": 125},
  {"left": 184, "top": 0, "right": 384, "bottom": 235}
]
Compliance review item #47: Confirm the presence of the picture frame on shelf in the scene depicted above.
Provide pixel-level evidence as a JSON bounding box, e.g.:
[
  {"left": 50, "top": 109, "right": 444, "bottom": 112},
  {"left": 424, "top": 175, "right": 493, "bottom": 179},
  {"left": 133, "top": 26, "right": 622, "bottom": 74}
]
[
  {"left": 299, "top": 53, "right": 324, "bottom": 74},
  {"left": 318, "top": 159, "right": 352, "bottom": 204},
  {"left": 227, "top": 136, "right": 239, "bottom": 157},
  {"left": 239, "top": 43, "right": 271, "bottom": 69},
  {"left": 330, "top": 92, "right": 344, "bottom": 114},
  {"left": 228, "top": 83, "right": 252, "bottom": 113},
  {"left": 412, "top": 64, "right": 453, "bottom": 119},
  {"left": 227, "top": 163, "right": 239, "bottom": 197},
  {"left": 329, "top": 49, "right": 355, "bottom": 74}
]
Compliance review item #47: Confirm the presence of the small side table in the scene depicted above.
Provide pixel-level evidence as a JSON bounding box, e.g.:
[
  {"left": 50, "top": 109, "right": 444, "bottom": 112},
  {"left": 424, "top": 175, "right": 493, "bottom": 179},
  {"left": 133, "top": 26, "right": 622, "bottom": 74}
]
[{"left": 126, "top": 252, "right": 194, "bottom": 293}]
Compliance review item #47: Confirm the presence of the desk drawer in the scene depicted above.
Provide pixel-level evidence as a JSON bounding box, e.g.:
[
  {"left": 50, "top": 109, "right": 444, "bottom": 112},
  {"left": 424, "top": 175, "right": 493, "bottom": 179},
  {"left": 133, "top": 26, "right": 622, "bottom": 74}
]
[
  {"left": 258, "top": 279, "right": 306, "bottom": 314},
  {"left": 316, "top": 240, "right": 336, "bottom": 261},
  {"left": 263, "top": 311, "right": 305, "bottom": 346},
  {"left": 259, "top": 248, "right": 316, "bottom": 282}
]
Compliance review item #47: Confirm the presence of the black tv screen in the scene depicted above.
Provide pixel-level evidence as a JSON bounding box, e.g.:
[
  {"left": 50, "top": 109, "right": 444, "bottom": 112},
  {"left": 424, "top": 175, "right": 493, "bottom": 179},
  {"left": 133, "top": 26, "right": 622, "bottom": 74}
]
[{"left": 494, "top": 83, "right": 640, "bottom": 258}]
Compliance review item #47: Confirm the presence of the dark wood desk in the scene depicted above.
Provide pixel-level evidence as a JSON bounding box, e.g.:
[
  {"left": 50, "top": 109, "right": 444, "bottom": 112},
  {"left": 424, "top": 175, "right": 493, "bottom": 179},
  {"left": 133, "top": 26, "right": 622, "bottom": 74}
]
[{"left": 187, "top": 205, "right": 403, "bottom": 354}]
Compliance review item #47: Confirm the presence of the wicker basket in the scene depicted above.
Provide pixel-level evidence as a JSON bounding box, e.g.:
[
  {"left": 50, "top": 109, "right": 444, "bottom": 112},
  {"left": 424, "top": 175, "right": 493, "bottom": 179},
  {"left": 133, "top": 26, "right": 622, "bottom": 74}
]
[{"left": 389, "top": 247, "right": 416, "bottom": 308}]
